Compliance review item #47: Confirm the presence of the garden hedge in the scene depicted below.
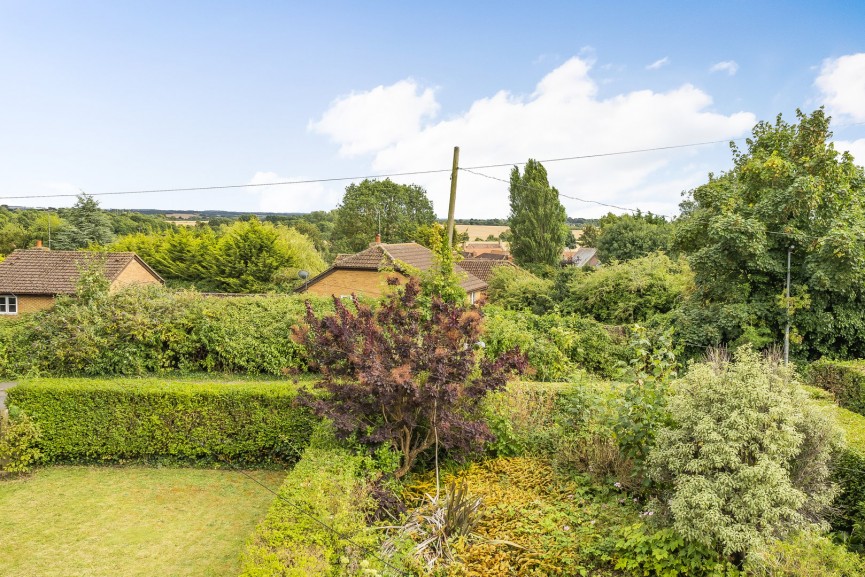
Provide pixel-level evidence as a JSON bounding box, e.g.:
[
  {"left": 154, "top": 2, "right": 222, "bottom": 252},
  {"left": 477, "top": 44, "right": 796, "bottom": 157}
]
[
  {"left": 6, "top": 378, "right": 318, "bottom": 466},
  {"left": 809, "top": 359, "right": 865, "bottom": 417},
  {"left": 805, "top": 386, "right": 865, "bottom": 538},
  {"left": 239, "top": 444, "right": 378, "bottom": 576}
]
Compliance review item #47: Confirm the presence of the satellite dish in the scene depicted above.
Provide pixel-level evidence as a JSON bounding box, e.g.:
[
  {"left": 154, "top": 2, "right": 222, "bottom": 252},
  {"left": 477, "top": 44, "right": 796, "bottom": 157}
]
[{"left": 298, "top": 270, "right": 309, "bottom": 280}]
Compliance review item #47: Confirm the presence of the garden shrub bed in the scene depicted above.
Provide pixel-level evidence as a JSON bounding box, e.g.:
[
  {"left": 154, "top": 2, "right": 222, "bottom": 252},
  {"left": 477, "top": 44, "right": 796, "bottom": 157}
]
[
  {"left": 239, "top": 444, "right": 378, "bottom": 577},
  {"left": 809, "top": 359, "right": 865, "bottom": 417},
  {"left": 7, "top": 378, "right": 318, "bottom": 466}
]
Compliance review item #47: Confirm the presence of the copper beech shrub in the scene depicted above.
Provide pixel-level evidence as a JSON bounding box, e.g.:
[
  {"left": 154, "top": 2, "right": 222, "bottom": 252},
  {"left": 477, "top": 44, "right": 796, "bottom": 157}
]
[{"left": 294, "top": 277, "right": 527, "bottom": 478}]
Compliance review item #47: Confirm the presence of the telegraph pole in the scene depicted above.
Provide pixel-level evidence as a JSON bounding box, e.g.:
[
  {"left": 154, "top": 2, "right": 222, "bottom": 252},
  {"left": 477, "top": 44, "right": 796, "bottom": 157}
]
[
  {"left": 446, "top": 146, "right": 459, "bottom": 249},
  {"left": 784, "top": 245, "right": 793, "bottom": 366}
]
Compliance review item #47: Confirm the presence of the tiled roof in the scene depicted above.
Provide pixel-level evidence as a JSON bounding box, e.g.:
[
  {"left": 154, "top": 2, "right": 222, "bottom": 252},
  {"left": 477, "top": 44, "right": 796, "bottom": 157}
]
[
  {"left": 562, "top": 247, "right": 598, "bottom": 267},
  {"left": 457, "top": 258, "right": 516, "bottom": 284},
  {"left": 307, "top": 242, "right": 488, "bottom": 293},
  {"left": 0, "top": 249, "right": 162, "bottom": 295}
]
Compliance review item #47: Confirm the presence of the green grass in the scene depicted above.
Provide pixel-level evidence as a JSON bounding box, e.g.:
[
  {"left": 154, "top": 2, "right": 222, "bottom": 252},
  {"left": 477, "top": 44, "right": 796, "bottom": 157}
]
[{"left": 0, "top": 466, "right": 286, "bottom": 577}]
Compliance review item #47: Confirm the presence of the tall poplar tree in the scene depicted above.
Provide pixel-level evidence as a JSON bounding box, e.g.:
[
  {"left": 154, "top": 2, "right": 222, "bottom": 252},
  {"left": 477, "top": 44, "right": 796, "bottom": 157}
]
[{"left": 508, "top": 159, "right": 569, "bottom": 267}]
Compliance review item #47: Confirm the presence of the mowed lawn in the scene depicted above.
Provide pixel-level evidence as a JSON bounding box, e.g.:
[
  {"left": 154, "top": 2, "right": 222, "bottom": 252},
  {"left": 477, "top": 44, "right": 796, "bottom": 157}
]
[{"left": 0, "top": 466, "right": 286, "bottom": 577}]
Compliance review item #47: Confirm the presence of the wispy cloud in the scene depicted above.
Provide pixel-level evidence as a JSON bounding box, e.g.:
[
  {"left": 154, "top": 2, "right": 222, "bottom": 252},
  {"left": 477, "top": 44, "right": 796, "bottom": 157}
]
[
  {"left": 709, "top": 60, "right": 739, "bottom": 76},
  {"left": 646, "top": 57, "right": 669, "bottom": 70}
]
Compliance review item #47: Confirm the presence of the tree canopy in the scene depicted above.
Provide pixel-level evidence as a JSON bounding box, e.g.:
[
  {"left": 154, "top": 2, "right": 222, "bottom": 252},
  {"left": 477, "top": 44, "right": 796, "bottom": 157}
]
[
  {"left": 594, "top": 211, "right": 673, "bottom": 263},
  {"left": 330, "top": 179, "right": 436, "bottom": 253},
  {"left": 507, "top": 159, "right": 569, "bottom": 267},
  {"left": 52, "top": 194, "right": 115, "bottom": 250},
  {"left": 675, "top": 109, "right": 865, "bottom": 358}
]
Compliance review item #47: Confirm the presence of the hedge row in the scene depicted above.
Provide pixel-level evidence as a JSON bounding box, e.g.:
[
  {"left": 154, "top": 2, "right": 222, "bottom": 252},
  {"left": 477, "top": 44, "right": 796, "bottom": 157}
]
[
  {"left": 809, "top": 359, "right": 865, "bottom": 417},
  {"left": 6, "top": 378, "right": 318, "bottom": 466},
  {"left": 805, "top": 386, "right": 865, "bottom": 539},
  {"left": 0, "top": 286, "right": 337, "bottom": 378},
  {"left": 239, "top": 444, "right": 378, "bottom": 576}
]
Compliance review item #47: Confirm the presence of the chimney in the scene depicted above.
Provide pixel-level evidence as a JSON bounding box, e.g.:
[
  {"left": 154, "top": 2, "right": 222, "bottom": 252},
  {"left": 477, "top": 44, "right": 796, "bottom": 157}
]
[
  {"left": 34, "top": 239, "right": 48, "bottom": 250},
  {"left": 375, "top": 233, "right": 381, "bottom": 244}
]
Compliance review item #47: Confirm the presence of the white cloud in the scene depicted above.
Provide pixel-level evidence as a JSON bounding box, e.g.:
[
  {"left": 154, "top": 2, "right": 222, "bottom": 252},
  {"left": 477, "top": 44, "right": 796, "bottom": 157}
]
[
  {"left": 710, "top": 60, "right": 739, "bottom": 76},
  {"left": 247, "top": 171, "right": 343, "bottom": 213},
  {"left": 835, "top": 139, "right": 865, "bottom": 168},
  {"left": 307, "top": 79, "right": 439, "bottom": 156},
  {"left": 646, "top": 57, "right": 669, "bottom": 70},
  {"left": 816, "top": 53, "right": 865, "bottom": 122},
  {"left": 310, "top": 56, "right": 757, "bottom": 218}
]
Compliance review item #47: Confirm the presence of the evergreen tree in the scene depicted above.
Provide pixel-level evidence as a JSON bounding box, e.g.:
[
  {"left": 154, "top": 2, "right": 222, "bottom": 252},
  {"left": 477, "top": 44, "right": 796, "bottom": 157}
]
[
  {"left": 53, "top": 194, "right": 114, "bottom": 250},
  {"left": 507, "top": 159, "right": 569, "bottom": 267}
]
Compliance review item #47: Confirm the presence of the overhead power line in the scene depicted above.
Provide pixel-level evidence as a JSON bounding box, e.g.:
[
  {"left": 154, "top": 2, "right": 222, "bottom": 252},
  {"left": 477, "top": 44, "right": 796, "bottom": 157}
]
[
  {"left": 460, "top": 167, "right": 644, "bottom": 214},
  {"left": 0, "top": 135, "right": 750, "bottom": 201}
]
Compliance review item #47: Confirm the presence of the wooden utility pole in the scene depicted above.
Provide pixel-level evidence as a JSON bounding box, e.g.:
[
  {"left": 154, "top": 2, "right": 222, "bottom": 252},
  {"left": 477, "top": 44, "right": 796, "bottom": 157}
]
[{"left": 446, "top": 146, "right": 459, "bottom": 249}]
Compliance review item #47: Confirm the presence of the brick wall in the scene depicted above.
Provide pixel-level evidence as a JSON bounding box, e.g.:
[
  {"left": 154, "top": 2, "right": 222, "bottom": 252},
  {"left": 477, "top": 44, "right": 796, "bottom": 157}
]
[
  {"left": 110, "top": 260, "right": 162, "bottom": 291},
  {"left": 16, "top": 295, "right": 55, "bottom": 314},
  {"left": 304, "top": 269, "right": 403, "bottom": 299}
]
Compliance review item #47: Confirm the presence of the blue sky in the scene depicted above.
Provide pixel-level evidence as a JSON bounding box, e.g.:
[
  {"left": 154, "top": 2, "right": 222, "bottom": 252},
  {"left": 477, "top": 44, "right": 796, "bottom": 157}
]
[{"left": 1, "top": 1, "right": 864, "bottom": 218}]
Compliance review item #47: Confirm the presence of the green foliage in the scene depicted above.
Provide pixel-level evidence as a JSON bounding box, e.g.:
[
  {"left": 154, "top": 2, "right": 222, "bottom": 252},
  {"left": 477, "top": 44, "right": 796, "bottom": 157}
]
[
  {"left": 745, "top": 531, "right": 865, "bottom": 576},
  {"left": 805, "top": 388, "right": 865, "bottom": 545},
  {"left": 613, "top": 326, "right": 678, "bottom": 486},
  {"left": 594, "top": 211, "right": 674, "bottom": 264},
  {"left": 110, "top": 218, "right": 326, "bottom": 293},
  {"left": 0, "top": 285, "right": 336, "bottom": 378},
  {"left": 675, "top": 109, "right": 865, "bottom": 359},
  {"left": 809, "top": 359, "right": 865, "bottom": 416},
  {"left": 0, "top": 408, "right": 42, "bottom": 476},
  {"left": 486, "top": 265, "right": 555, "bottom": 314},
  {"left": 6, "top": 378, "right": 317, "bottom": 466},
  {"left": 482, "top": 306, "right": 631, "bottom": 381},
  {"left": 508, "top": 159, "right": 570, "bottom": 267},
  {"left": 558, "top": 252, "right": 693, "bottom": 324},
  {"left": 52, "top": 194, "right": 115, "bottom": 249},
  {"left": 239, "top": 444, "right": 379, "bottom": 577},
  {"left": 613, "top": 523, "right": 739, "bottom": 577},
  {"left": 331, "top": 178, "right": 436, "bottom": 253},
  {"left": 74, "top": 255, "right": 111, "bottom": 302},
  {"left": 649, "top": 348, "right": 840, "bottom": 558},
  {"left": 482, "top": 381, "right": 571, "bottom": 457}
]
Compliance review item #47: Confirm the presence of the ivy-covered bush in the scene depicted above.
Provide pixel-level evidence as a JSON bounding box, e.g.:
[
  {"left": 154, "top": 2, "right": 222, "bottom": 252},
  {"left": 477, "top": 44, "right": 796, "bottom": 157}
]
[
  {"left": 0, "top": 407, "right": 42, "bottom": 476},
  {"left": 649, "top": 348, "right": 841, "bottom": 560},
  {"left": 809, "top": 359, "right": 865, "bottom": 417},
  {"left": 6, "top": 378, "right": 318, "bottom": 466},
  {"left": 0, "top": 285, "right": 336, "bottom": 378},
  {"left": 482, "top": 306, "right": 630, "bottom": 380}
]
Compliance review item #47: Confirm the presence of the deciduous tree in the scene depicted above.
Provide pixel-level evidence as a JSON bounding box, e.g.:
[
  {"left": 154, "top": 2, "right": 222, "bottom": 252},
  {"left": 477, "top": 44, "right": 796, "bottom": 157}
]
[{"left": 675, "top": 109, "right": 865, "bottom": 358}]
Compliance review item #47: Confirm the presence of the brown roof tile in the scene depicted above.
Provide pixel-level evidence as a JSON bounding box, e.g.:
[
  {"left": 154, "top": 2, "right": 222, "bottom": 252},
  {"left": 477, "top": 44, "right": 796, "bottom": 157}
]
[
  {"left": 0, "top": 250, "right": 163, "bottom": 295},
  {"left": 458, "top": 258, "right": 517, "bottom": 284},
  {"left": 305, "top": 242, "right": 488, "bottom": 294}
]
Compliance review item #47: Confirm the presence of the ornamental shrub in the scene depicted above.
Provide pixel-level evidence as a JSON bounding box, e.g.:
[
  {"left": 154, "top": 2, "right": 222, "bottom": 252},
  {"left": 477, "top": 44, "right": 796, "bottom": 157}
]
[
  {"left": 6, "top": 378, "right": 318, "bottom": 466},
  {"left": 0, "top": 407, "right": 42, "bottom": 476},
  {"left": 649, "top": 347, "right": 841, "bottom": 559},
  {"left": 295, "top": 278, "right": 526, "bottom": 478},
  {"left": 745, "top": 531, "right": 865, "bottom": 577}
]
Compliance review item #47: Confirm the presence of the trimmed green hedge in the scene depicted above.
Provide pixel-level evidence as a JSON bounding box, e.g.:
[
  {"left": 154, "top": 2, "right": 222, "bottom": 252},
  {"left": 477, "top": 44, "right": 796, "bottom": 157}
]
[
  {"left": 6, "top": 378, "right": 318, "bottom": 466},
  {"left": 810, "top": 359, "right": 865, "bottom": 417},
  {"left": 805, "top": 386, "right": 865, "bottom": 538},
  {"left": 239, "top": 444, "right": 378, "bottom": 576}
]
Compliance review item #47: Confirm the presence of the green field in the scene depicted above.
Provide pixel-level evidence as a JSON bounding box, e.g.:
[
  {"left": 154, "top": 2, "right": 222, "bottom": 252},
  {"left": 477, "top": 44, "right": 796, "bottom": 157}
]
[{"left": 0, "top": 466, "right": 285, "bottom": 577}]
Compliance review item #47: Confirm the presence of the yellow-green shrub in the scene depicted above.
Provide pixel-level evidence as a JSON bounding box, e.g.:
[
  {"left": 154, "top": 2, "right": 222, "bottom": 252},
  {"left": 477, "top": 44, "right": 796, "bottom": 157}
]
[{"left": 7, "top": 378, "right": 317, "bottom": 466}]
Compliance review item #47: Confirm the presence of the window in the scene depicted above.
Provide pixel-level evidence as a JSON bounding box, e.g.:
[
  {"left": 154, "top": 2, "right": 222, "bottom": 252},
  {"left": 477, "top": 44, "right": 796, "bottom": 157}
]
[{"left": 0, "top": 295, "right": 17, "bottom": 315}]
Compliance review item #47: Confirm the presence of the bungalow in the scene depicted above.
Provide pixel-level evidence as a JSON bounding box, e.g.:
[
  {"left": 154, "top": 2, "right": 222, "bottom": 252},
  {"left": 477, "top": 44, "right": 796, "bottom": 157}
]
[
  {"left": 0, "top": 246, "right": 163, "bottom": 315},
  {"left": 298, "top": 241, "right": 488, "bottom": 303}
]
